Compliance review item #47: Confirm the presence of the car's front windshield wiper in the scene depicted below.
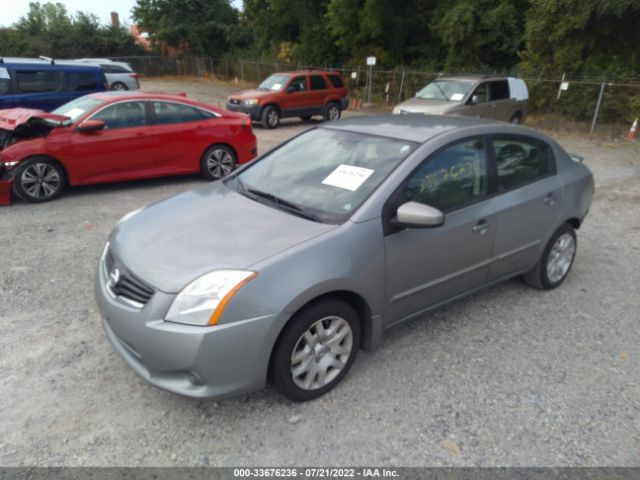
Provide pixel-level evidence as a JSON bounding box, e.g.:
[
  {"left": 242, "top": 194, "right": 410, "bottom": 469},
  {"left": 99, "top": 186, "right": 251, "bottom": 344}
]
[
  {"left": 433, "top": 83, "right": 449, "bottom": 101},
  {"left": 243, "top": 186, "right": 322, "bottom": 222}
]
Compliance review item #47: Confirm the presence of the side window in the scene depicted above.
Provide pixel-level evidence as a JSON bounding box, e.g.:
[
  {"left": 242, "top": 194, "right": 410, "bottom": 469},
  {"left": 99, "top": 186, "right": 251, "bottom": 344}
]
[
  {"left": 490, "top": 80, "right": 510, "bottom": 101},
  {"left": 0, "top": 67, "right": 11, "bottom": 95},
  {"left": 310, "top": 75, "right": 327, "bottom": 90},
  {"left": 91, "top": 101, "right": 147, "bottom": 129},
  {"left": 66, "top": 71, "right": 98, "bottom": 91},
  {"left": 101, "top": 64, "right": 129, "bottom": 74},
  {"left": 493, "top": 137, "right": 553, "bottom": 191},
  {"left": 16, "top": 70, "right": 63, "bottom": 93},
  {"left": 471, "top": 83, "right": 489, "bottom": 103},
  {"left": 404, "top": 138, "right": 488, "bottom": 211},
  {"left": 327, "top": 74, "right": 344, "bottom": 88},
  {"left": 287, "top": 76, "right": 306, "bottom": 92},
  {"left": 152, "top": 102, "right": 206, "bottom": 124}
]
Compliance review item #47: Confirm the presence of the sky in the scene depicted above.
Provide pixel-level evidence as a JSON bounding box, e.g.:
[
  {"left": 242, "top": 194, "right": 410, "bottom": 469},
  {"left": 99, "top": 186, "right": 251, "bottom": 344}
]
[{"left": 1, "top": 0, "right": 244, "bottom": 27}]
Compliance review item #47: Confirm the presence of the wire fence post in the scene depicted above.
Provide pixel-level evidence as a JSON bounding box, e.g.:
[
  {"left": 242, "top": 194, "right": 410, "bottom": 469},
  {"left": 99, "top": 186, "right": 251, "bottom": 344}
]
[
  {"left": 398, "top": 69, "right": 405, "bottom": 102},
  {"left": 240, "top": 60, "right": 244, "bottom": 82},
  {"left": 590, "top": 82, "right": 606, "bottom": 135}
]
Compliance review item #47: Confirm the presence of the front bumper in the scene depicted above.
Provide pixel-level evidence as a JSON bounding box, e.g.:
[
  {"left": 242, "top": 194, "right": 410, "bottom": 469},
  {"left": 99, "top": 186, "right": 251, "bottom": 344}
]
[
  {"left": 225, "top": 102, "right": 262, "bottom": 121},
  {"left": 95, "top": 254, "right": 278, "bottom": 399}
]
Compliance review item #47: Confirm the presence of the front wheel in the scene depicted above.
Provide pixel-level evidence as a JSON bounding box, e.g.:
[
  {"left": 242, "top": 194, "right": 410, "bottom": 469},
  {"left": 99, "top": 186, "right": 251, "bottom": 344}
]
[
  {"left": 323, "top": 102, "right": 341, "bottom": 122},
  {"left": 200, "top": 145, "right": 237, "bottom": 180},
  {"left": 523, "top": 223, "right": 577, "bottom": 289},
  {"left": 510, "top": 112, "right": 522, "bottom": 124},
  {"left": 261, "top": 105, "right": 279, "bottom": 129},
  {"left": 270, "top": 299, "right": 361, "bottom": 401},
  {"left": 13, "top": 157, "right": 66, "bottom": 203}
]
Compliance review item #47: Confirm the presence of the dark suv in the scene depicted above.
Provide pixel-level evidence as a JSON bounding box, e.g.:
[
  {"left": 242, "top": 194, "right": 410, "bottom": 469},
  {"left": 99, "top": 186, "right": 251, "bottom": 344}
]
[{"left": 226, "top": 70, "right": 349, "bottom": 128}]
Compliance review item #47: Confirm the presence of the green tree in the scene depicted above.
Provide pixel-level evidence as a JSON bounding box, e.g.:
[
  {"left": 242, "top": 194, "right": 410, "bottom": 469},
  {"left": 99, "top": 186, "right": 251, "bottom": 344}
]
[{"left": 132, "top": 0, "right": 246, "bottom": 56}]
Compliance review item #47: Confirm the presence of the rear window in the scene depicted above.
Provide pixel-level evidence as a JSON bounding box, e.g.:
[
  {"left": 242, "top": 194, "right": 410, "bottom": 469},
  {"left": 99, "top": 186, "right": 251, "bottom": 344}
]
[
  {"left": 493, "top": 136, "right": 554, "bottom": 191},
  {"left": 65, "top": 71, "right": 98, "bottom": 91},
  {"left": 327, "top": 74, "right": 344, "bottom": 88},
  {"left": 16, "top": 70, "right": 63, "bottom": 93},
  {"left": 310, "top": 75, "right": 327, "bottom": 90},
  {"left": 152, "top": 101, "right": 209, "bottom": 124},
  {"left": 101, "top": 64, "right": 130, "bottom": 74},
  {"left": 490, "top": 80, "right": 510, "bottom": 101}
]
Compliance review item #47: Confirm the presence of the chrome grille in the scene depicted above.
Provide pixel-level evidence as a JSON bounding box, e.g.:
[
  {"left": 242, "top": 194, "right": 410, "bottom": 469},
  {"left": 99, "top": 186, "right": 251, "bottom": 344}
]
[{"left": 103, "top": 247, "right": 155, "bottom": 308}]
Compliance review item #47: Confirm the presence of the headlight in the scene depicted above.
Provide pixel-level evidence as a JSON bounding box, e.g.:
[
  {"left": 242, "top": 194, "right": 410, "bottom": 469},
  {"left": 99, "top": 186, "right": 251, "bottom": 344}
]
[
  {"left": 117, "top": 207, "right": 143, "bottom": 225},
  {"left": 165, "top": 270, "right": 257, "bottom": 326},
  {"left": 242, "top": 99, "right": 259, "bottom": 106}
]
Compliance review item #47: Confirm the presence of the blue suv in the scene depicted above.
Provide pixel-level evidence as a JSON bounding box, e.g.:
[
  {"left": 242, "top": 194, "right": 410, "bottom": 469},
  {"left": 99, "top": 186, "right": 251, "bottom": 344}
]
[{"left": 0, "top": 57, "right": 108, "bottom": 112}]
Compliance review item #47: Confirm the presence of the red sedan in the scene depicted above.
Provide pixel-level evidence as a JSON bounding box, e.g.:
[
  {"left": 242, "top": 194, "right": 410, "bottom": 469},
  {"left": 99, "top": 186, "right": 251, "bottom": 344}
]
[{"left": 0, "top": 92, "right": 257, "bottom": 204}]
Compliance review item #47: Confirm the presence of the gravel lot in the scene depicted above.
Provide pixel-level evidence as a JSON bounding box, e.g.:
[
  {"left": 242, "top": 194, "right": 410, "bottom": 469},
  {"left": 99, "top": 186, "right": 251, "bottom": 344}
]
[{"left": 1, "top": 77, "right": 639, "bottom": 467}]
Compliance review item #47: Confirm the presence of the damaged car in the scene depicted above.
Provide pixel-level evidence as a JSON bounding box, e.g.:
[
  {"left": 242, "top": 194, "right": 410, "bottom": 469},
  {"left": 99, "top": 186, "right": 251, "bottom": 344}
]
[{"left": 0, "top": 92, "right": 257, "bottom": 205}]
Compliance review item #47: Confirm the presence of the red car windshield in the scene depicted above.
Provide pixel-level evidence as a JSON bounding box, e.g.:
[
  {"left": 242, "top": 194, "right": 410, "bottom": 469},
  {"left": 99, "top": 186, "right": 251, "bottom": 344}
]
[{"left": 52, "top": 96, "right": 104, "bottom": 122}]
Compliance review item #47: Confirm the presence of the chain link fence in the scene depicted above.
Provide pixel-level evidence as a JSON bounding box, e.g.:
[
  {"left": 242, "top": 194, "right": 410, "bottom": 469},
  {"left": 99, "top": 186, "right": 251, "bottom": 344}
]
[{"left": 112, "top": 55, "right": 640, "bottom": 127}]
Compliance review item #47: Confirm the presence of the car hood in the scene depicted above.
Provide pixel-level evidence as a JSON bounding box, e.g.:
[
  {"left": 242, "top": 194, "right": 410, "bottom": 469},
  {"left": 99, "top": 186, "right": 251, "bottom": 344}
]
[
  {"left": 0, "top": 108, "right": 69, "bottom": 131},
  {"left": 393, "top": 98, "right": 457, "bottom": 115},
  {"left": 109, "top": 182, "right": 338, "bottom": 293},
  {"left": 230, "top": 89, "right": 277, "bottom": 100}
]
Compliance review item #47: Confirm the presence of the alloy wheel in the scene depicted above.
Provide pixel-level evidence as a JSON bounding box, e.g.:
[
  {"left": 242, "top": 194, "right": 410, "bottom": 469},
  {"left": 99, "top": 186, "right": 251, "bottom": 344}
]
[
  {"left": 20, "top": 162, "right": 62, "bottom": 200},
  {"left": 206, "top": 149, "right": 235, "bottom": 178},
  {"left": 546, "top": 233, "right": 575, "bottom": 283},
  {"left": 327, "top": 105, "right": 340, "bottom": 121},
  {"left": 290, "top": 316, "right": 353, "bottom": 390},
  {"left": 267, "top": 109, "right": 279, "bottom": 127}
]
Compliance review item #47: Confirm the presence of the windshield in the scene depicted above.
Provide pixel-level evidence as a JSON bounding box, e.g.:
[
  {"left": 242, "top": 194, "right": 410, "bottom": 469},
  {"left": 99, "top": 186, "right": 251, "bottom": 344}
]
[
  {"left": 234, "top": 128, "right": 416, "bottom": 223},
  {"left": 52, "top": 96, "right": 104, "bottom": 122},
  {"left": 416, "top": 80, "right": 475, "bottom": 102},
  {"left": 258, "top": 74, "right": 290, "bottom": 91}
]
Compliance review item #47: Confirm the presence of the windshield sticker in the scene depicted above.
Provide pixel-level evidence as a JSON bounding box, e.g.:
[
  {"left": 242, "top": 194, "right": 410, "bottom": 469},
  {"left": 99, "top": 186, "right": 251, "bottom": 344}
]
[
  {"left": 450, "top": 93, "right": 464, "bottom": 101},
  {"left": 322, "top": 164, "right": 374, "bottom": 191},
  {"left": 61, "top": 107, "right": 84, "bottom": 118},
  {"left": 0, "top": 67, "right": 9, "bottom": 79}
]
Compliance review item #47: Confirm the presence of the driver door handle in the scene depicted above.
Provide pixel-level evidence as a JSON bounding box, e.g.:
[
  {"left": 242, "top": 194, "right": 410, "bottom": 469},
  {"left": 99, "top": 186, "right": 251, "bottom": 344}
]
[{"left": 472, "top": 219, "right": 490, "bottom": 235}]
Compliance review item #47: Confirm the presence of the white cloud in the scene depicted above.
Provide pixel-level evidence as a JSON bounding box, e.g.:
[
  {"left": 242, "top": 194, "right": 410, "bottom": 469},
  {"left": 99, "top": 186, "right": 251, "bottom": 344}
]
[{"left": 0, "top": 0, "right": 138, "bottom": 27}]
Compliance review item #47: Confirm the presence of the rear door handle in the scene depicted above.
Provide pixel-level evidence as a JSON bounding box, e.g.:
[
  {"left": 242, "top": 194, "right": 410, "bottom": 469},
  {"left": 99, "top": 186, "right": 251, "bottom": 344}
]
[
  {"left": 472, "top": 219, "right": 490, "bottom": 235},
  {"left": 543, "top": 193, "right": 556, "bottom": 206}
]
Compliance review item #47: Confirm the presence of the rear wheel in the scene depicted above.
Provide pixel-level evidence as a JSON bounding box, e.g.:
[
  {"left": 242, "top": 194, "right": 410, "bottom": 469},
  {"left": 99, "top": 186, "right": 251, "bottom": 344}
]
[
  {"left": 111, "top": 82, "right": 128, "bottom": 91},
  {"left": 323, "top": 102, "right": 341, "bottom": 122},
  {"left": 523, "top": 223, "right": 577, "bottom": 289},
  {"left": 270, "top": 298, "right": 360, "bottom": 402},
  {"left": 261, "top": 105, "right": 279, "bottom": 129},
  {"left": 13, "top": 157, "right": 66, "bottom": 203},
  {"left": 510, "top": 112, "right": 522, "bottom": 124},
  {"left": 200, "top": 145, "right": 237, "bottom": 180}
]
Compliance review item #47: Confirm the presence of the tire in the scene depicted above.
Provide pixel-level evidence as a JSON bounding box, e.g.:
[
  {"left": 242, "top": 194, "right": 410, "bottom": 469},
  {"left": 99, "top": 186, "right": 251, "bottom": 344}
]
[
  {"left": 510, "top": 112, "right": 522, "bottom": 124},
  {"left": 270, "top": 298, "right": 361, "bottom": 402},
  {"left": 523, "top": 223, "right": 577, "bottom": 290},
  {"left": 111, "top": 82, "right": 128, "bottom": 91},
  {"left": 12, "top": 157, "right": 66, "bottom": 203},
  {"left": 300, "top": 115, "right": 312, "bottom": 121},
  {"left": 261, "top": 105, "right": 279, "bottom": 129},
  {"left": 323, "top": 102, "right": 341, "bottom": 122},
  {"left": 200, "top": 144, "right": 237, "bottom": 180}
]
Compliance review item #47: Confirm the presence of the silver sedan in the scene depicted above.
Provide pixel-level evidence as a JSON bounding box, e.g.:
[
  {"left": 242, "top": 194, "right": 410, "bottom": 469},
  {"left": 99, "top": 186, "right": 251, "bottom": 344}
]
[{"left": 95, "top": 115, "right": 594, "bottom": 401}]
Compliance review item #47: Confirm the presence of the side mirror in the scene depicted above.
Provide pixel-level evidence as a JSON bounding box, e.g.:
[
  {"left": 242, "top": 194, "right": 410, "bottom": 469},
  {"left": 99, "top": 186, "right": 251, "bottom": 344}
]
[
  {"left": 393, "top": 201, "right": 444, "bottom": 228},
  {"left": 78, "top": 119, "right": 105, "bottom": 132},
  {"left": 470, "top": 94, "right": 481, "bottom": 105}
]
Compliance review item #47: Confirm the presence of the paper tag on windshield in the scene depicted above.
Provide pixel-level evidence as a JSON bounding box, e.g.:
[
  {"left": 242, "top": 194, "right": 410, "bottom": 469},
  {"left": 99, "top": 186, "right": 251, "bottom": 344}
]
[
  {"left": 450, "top": 93, "right": 464, "bottom": 101},
  {"left": 62, "top": 107, "right": 84, "bottom": 118},
  {"left": 322, "top": 164, "right": 374, "bottom": 191},
  {"left": 0, "top": 67, "right": 9, "bottom": 79}
]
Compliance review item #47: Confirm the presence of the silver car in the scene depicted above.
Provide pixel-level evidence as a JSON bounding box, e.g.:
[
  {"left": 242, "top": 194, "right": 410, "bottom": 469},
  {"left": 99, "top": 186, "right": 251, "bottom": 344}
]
[
  {"left": 76, "top": 58, "right": 140, "bottom": 91},
  {"left": 96, "top": 115, "right": 593, "bottom": 401},
  {"left": 393, "top": 75, "right": 528, "bottom": 124}
]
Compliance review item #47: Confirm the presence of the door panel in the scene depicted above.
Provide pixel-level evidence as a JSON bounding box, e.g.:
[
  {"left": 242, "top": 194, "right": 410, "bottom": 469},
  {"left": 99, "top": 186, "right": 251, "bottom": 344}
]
[
  {"left": 488, "top": 136, "right": 562, "bottom": 280},
  {"left": 70, "top": 101, "right": 155, "bottom": 183},
  {"left": 460, "top": 82, "right": 490, "bottom": 118},
  {"left": 384, "top": 136, "right": 496, "bottom": 324},
  {"left": 280, "top": 76, "right": 310, "bottom": 117}
]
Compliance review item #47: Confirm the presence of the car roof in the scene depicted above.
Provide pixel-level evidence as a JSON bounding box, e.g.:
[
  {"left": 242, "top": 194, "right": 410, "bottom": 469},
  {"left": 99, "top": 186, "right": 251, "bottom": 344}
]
[
  {"left": 438, "top": 74, "right": 513, "bottom": 83},
  {"left": 0, "top": 57, "right": 102, "bottom": 70},
  {"left": 272, "top": 70, "right": 342, "bottom": 77},
  {"left": 87, "top": 91, "right": 204, "bottom": 105},
  {"left": 323, "top": 114, "right": 504, "bottom": 144}
]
